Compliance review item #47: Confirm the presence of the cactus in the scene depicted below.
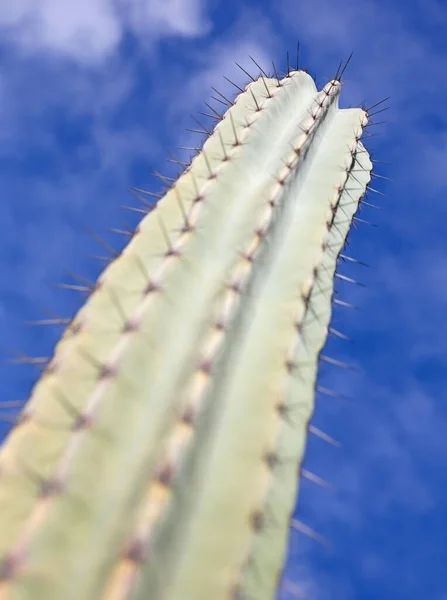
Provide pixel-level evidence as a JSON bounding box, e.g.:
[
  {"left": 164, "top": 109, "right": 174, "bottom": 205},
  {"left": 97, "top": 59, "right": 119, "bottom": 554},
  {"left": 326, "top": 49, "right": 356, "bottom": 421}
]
[{"left": 0, "top": 56, "right": 379, "bottom": 600}]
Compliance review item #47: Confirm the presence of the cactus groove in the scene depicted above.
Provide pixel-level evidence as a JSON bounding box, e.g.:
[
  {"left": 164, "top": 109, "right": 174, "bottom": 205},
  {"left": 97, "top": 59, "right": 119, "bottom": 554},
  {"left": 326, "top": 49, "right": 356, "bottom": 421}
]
[{"left": 0, "top": 58, "right": 376, "bottom": 600}]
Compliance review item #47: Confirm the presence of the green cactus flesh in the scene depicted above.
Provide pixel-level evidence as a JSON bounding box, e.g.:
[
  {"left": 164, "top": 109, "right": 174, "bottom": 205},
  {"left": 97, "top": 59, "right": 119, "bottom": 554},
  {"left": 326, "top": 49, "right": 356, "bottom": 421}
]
[{"left": 0, "top": 68, "right": 372, "bottom": 600}]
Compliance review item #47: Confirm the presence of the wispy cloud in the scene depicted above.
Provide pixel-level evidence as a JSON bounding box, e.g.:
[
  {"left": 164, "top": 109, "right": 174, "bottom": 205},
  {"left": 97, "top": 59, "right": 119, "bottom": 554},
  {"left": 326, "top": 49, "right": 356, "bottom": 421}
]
[{"left": 0, "top": 0, "right": 211, "bottom": 64}]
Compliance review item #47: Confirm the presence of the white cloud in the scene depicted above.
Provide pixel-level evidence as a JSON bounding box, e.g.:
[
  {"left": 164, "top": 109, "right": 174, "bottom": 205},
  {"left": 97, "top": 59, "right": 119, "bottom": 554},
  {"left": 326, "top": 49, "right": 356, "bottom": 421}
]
[
  {"left": 124, "top": 0, "right": 211, "bottom": 38},
  {"left": 0, "top": 0, "right": 210, "bottom": 64}
]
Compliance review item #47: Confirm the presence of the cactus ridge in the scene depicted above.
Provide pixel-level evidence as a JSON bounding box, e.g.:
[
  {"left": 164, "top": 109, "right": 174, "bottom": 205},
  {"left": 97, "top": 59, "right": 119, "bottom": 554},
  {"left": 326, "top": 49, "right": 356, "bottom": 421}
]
[
  {"left": 101, "top": 76, "right": 345, "bottom": 600},
  {"left": 0, "top": 54, "right": 380, "bottom": 600}
]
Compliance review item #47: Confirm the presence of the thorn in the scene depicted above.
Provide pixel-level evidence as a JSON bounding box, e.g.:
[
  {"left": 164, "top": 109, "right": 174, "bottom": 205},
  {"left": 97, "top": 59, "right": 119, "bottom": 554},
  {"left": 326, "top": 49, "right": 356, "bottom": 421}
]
[
  {"left": 291, "top": 520, "right": 332, "bottom": 548},
  {"left": 371, "top": 158, "right": 391, "bottom": 165},
  {"left": 211, "top": 86, "right": 234, "bottom": 107},
  {"left": 85, "top": 227, "right": 119, "bottom": 258},
  {"left": 281, "top": 579, "right": 311, "bottom": 600},
  {"left": 316, "top": 385, "right": 351, "bottom": 400},
  {"left": 367, "top": 106, "right": 389, "bottom": 118},
  {"left": 151, "top": 169, "right": 176, "bottom": 185},
  {"left": 333, "top": 298, "right": 359, "bottom": 310},
  {"left": 164, "top": 147, "right": 189, "bottom": 168},
  {"left": 295, "top": 41, "right": 300, "bottom": 70},
  {"left": 361, "top": 199, "right": 382, "bottom": 210},
  {"left": 108, "top": 227, "right": 133, "bottom": 238},
  {"left": 210, "top": 94, "right": 230, "bottom": 108},
  {"left": 88, "top": 254, "right": 112, "bottom": 264},
  {"left": 0, "top": 400, "right": 26, "bottom": 408},
  {"left": 130, "top": 187, "right": 163, "bottom": 201},
  {"left": 371, "top": 172, "right": 392, "bottom": 182},
  {"left": 122, "top": 206, "right": 149, "bottom": 216},
  {"left": 202, "top": 149, "right": 215, "bottom": 179},
  {"left": 229, "top": 112, "right": 241, "bottom": 147},
  {"left": 63, "top": 270, "right": 97, "bottom": 290},
  {"left": 24, "top": 318, "right": 71, "bottom": 327},
  {"left": 301, "top": 468, "right": 335, "bottom": 491},
  {"left": 177, "top": 146, "right": 201, "bottom": 153},
  {"left": 245, "top": 57, "right": 272, "bottom": 98},
  {"left": 336, "top": 52, "right": 353, "bottom": 82},
  {"left": 335, "top": 273, "right": 365, "bottom": 287},
  {"left": 320, "top": 354, "right": 357, "bottom": 371},
  {"left": 365, "top": 96, "right": 390, "bottom": 113},
  {"left": 248, "top": 55, "right": 270, "bottom": 79},
  {"left": 189, "top": 114, "right": 212, "bottom": 136},
  {"left": 333, "top": 59, "right": 343, "bottom": 82},
  {"left": 286, "top": 51, "right": 291, "bottom": 76},
  {"left": 204, "top": 102, "right": 223, "bottom": 120},
  {"left": 157, "top": 213, "right": 179, "bottom": 257},
  {"left": 197, "top": 110, "right": 220, "bottom": 122},
  {"left": 329, "top": 327, "right": 351, "bottom": 341},
  {"left": 364, "top": 119, "right": 386, "bottom": 128},
  {"left": 309, "top": 424, "right": 341, "bottom": 447},
  {"left": 366, "top": 185, "right": 386, "bottom": 197},
  {"left": 353, "top": 216, "right": 377, "bottom": 227},
  {"left": 106, "top": 286, "right": 128, "bottom": 326},
  {"left": 174, "top": 188, "right": 193, "bottom": 232},
  {"left": 271, "top": 60, "right": 281, "bottom": 86},
  {"left": 51, "top": 283, "right": 91, "bottom": 294},
  {"left": 8, "top": 353, "right": 49, "bottom": 368},
  {"left": 217, "top": 129, "right": 229, "bottom": 160},
  {"left": 185, "top": 127, "right": 209, "bottom": 136},
  {"left": 339, "top": 253, "right": 369, "bottom": 267},
  {"left": 235, "top": 61, "right": 256, "bottom": 82},
  {"left": 223, "top": 76, "right": 245, "bottom": 94},
  {"left": 249, "top": 87, "right": 261, "bottom": 111}
]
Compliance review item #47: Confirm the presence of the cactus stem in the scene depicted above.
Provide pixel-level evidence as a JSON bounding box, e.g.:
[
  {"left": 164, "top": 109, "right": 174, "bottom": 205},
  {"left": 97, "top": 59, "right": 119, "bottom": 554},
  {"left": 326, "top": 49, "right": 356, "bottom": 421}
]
[{"left": 0, "top": 65, "right": 379, "bottom": 600}]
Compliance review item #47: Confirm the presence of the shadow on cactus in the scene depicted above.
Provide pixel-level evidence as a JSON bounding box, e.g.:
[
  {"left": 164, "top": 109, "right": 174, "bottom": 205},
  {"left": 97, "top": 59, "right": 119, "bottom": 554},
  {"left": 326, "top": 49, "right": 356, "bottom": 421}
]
[{"left": 0, "top": 51, "right": 387, "bottom": 600}]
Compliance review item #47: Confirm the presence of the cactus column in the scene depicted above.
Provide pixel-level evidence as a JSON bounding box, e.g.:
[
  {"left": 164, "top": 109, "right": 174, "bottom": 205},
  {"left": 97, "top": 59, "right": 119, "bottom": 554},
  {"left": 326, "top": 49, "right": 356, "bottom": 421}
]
[{"left": 0, "top": 66, "right": 372, "bottom": 600}]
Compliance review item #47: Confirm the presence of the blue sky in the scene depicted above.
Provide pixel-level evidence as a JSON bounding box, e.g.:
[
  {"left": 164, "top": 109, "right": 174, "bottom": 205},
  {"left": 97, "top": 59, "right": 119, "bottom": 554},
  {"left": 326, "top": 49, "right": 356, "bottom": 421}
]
[{"left": 0, "top": 0, "right": 446, "bottom": 599}]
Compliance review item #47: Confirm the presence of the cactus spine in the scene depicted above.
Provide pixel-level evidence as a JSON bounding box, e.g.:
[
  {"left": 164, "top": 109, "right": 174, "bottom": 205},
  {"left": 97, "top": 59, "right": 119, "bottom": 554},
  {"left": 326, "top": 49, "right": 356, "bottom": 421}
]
[{"left": 0, "top": 63, "right": 372, "bottom": 600}]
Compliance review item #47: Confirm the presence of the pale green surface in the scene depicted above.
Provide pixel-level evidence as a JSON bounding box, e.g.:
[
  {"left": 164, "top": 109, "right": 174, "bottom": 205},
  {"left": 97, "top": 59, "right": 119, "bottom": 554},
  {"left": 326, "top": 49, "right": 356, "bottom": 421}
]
[
  {"left": 0, "top": 70, "right": 371, "bottom": 600},
  {"left": 152, "top": 112, "right": 371, "bottom": 600}
]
